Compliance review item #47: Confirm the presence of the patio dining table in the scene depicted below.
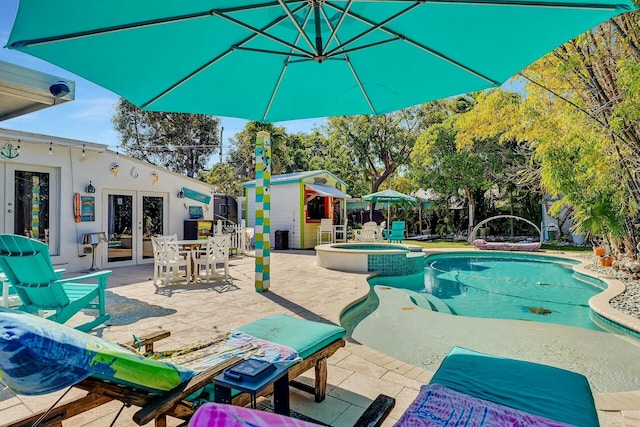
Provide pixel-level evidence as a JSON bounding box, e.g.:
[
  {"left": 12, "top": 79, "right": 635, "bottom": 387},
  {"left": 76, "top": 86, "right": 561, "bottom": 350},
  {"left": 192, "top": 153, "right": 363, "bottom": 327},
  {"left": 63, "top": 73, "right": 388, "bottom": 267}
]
[{"left": 173, "top": 239, "right": 205, "bottom": 282}]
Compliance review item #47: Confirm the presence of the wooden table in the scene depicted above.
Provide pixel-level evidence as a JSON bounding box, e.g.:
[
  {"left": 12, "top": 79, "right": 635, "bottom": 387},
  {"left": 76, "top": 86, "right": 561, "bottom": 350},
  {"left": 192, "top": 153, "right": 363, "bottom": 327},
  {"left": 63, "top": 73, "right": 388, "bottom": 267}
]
[{"left": 174, "top": 239, "right": 204, "bottom": 281}]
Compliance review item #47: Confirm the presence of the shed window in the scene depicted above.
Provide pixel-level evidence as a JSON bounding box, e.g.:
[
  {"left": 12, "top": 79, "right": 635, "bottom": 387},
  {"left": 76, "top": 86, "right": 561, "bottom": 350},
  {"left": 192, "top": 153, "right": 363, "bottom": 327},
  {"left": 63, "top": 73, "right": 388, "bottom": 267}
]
[{"left": 306, "top": 190, "right": 328, "bottom": 222}]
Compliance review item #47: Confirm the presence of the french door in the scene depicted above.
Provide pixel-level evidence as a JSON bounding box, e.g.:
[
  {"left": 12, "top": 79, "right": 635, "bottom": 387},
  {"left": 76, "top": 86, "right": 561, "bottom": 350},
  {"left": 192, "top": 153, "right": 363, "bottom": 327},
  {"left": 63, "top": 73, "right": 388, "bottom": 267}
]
[
  {"left": 4, "top": 164, "right": 59, "bottom": 255},
  {"left": 104, "top": 191, "right": 168, "bottom": 267}
]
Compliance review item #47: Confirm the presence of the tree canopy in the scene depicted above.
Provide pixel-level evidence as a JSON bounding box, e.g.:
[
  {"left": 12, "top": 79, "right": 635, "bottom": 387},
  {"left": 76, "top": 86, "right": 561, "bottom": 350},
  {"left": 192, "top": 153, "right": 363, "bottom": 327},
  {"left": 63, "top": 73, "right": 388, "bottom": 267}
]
[{"left": 112, "top": 99, "right": 221, "bottom": 177}]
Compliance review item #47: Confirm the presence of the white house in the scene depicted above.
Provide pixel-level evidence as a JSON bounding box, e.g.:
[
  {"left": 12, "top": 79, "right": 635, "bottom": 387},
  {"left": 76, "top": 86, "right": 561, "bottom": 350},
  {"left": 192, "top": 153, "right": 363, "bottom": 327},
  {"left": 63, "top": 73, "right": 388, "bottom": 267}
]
[
  {"left": 0, "top": 128, "right": 215, "bottom": 273},
  {"left": 243, "top": 170, "right": 350, "bottom": 249},
  {"left": 0, "top": 60, "right": 219, "bottom": 273}
]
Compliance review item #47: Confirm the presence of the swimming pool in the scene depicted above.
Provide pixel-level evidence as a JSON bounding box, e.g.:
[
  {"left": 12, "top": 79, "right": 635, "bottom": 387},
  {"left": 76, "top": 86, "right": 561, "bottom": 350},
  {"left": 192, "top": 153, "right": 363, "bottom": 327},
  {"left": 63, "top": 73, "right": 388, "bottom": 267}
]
[
  {"left": 340, "top": 251, "right": 640, "bottom": 392},
  {"left": 343, "top": 252, "right": 606, "bottom": 331}
]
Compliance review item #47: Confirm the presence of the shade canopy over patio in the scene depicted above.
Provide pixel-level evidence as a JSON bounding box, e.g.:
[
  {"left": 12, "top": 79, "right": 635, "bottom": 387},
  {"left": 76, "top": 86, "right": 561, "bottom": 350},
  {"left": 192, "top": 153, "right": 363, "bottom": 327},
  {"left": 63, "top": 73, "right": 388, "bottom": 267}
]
[
  {"left": 6, "top": 0, "right": 636, "bottom": 122},
  {"left": 8, "top": 0, "right": 635, "bottom": 290}
]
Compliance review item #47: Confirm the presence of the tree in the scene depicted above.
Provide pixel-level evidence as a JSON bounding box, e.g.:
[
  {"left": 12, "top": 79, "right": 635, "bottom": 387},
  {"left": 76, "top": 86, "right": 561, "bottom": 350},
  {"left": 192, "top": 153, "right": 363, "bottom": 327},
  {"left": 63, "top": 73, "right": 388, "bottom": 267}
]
[
  {"left": 200, "top": 163, "right": 244, "bottom": 197},
  {"left": 325, "top": 107, "right": 426, "bottom": 196},
  {"left": 411, "top": 118, "right": 488, "bottom": 232},
  {"left": 226, "top": 121, "right": 289, "bottom": 179},
  {"left": 112, "top": 99, "right": 221, "bottom": 177}
]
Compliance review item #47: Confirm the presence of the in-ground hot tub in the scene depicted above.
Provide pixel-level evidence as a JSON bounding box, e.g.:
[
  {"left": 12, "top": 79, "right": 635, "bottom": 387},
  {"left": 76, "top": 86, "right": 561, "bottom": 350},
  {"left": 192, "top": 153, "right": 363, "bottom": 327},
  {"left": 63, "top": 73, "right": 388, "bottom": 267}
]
[{"left": 315, "top": 242, "right": 425, "bottom": 275}]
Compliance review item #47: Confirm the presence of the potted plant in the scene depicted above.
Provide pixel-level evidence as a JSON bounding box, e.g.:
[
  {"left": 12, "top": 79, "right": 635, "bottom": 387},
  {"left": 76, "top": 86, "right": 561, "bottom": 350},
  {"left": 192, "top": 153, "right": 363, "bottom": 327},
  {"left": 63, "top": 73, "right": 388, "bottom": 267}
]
[{"left": 599, "top": 255, "right": 614, "bottom": 267}]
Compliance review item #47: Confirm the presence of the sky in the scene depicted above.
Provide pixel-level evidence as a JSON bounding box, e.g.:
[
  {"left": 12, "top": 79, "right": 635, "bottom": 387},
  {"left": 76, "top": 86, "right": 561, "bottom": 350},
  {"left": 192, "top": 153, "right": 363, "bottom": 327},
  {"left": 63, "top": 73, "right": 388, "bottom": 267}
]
[{"left": 0, "top": 0, "right": 326, "bottom": 160}]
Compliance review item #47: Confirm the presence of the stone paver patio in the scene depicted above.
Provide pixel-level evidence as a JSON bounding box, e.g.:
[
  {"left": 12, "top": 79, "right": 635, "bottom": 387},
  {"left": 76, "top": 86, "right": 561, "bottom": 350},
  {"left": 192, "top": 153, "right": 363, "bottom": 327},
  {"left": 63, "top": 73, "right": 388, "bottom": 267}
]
[{"left": 1, "top": 250, "right": 640, "bottom": 426}]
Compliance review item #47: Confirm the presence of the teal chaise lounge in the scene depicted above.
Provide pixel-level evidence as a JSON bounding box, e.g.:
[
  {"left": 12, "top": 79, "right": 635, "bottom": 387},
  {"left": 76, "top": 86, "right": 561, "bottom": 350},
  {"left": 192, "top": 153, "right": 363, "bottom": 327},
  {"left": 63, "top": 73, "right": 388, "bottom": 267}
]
[
  {"left": 397, "top": 346, "right": 600, "bottom": 426},
  {"left": 0, "top": 308, "right": 347, "bottom": 427}
]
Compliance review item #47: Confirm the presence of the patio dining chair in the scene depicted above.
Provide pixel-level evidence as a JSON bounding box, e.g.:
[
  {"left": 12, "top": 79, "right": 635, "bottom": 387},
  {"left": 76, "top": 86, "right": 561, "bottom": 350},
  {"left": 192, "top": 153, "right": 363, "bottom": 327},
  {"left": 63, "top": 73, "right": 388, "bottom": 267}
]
[
  {"left": 151, "top": 234, "right": 177, "bottom": 283},
  {"left": 152, "top": 235, "right": 191, "bottom": 285},
  {"left": 0, "top": 234, "right": 110, "bottom": 332},
  {"left": 192, "top": 235, "right": 230, "bottom": 282}
]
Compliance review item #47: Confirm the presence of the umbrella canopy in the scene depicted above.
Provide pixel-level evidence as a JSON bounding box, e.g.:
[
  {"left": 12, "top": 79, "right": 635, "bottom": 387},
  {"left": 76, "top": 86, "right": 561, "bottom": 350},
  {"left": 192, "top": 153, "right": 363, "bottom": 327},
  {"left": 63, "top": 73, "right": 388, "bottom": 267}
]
[
  {"left": 6, "top": 0, "right": 636, "bottom": 123},
  {"left": 362, "top": 189, "right": 417, "bottom": 228},
  {"left": 362, "top": 189, "right": 417, "bottom": 204}
]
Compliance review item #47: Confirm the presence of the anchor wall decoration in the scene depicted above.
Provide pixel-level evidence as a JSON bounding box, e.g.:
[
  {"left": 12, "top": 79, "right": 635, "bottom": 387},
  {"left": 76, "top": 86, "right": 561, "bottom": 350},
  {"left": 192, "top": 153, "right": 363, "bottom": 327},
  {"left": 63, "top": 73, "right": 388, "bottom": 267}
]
[{"left": 0, "top": 143, "right": 20, "bottom": 159}]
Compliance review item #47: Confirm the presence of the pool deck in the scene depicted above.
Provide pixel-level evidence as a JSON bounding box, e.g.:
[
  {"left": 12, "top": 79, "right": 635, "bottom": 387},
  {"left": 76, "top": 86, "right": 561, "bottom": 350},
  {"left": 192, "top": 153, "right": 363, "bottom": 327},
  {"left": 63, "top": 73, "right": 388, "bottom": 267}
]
[{"left": 1, "top": 249, "right": 640, "bottom": 426}]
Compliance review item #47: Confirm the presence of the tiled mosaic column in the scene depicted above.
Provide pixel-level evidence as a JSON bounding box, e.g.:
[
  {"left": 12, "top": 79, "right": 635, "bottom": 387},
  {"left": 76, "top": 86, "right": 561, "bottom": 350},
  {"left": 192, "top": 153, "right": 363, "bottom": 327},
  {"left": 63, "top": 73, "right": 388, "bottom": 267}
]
[{"left": 254, "top": 131, "right": 271, "bottom": 292}]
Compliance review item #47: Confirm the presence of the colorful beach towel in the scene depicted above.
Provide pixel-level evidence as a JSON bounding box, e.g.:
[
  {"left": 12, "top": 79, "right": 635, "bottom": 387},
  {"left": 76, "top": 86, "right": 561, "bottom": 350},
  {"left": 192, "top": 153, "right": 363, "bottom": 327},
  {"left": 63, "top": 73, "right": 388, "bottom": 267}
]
[
  {"left": 0, "top": 308, "right": 298, "bottom": 397},
  {"left": 189, "top": 402, "right": 323, "bottom": 427},
  {"left": 147, "top": 330, "right": 300, "bottom": 372},
  {"left": 394, "top": 384, "right": 573, "bottom": 427}
]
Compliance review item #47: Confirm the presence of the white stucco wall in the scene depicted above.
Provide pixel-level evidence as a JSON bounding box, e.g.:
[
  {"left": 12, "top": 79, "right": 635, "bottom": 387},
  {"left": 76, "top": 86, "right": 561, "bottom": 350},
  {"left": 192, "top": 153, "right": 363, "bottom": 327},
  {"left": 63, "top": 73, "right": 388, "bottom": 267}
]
[
  {"left": 245, "top": 183, "right": 301, "bottom": 249},
  {"left": 0, "top": 129, "right": 214, "bottom": 273}
]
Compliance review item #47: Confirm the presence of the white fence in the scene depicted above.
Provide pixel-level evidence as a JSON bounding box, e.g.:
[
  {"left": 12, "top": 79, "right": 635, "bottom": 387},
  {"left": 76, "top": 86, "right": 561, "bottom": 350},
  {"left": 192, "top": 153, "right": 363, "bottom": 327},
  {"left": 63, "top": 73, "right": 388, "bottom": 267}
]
[{"left": 213, "top": 220, "right": 253, "bottom": 255}]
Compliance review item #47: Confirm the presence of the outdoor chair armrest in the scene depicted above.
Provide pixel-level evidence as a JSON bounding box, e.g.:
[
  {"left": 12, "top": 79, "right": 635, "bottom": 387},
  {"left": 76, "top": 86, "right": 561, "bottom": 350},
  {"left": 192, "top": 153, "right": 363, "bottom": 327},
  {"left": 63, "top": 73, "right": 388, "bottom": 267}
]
[
  {"left": 56, "top": 270, "right": 112, "bottom": 286},
  {"left": 353, "top": 394, "right": 396, "bottom": 427},
  {"left": 122, "top": 330, "right": 171, "bottom": 354},
  {"left": 133, "top": 356, "right": 242, "bottom": 425}
]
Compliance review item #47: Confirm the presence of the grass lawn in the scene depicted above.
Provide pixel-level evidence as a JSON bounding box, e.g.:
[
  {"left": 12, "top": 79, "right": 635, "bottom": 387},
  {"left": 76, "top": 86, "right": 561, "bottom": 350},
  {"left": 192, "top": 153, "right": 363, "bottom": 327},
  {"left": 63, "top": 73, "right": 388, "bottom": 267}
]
[
  {"left": 405, "top": 239, "right": 473, "bottom": 248},
  {"left": 404, "top": 239, "right": 592, "bottom": 252}
]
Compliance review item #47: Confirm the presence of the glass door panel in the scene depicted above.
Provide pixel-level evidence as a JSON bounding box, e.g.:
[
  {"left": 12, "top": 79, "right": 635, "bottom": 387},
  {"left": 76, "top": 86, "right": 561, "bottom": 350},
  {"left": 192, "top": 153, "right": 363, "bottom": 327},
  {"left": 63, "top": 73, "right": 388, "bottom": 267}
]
[
  {"left": 107, "top": 194, "right": 133, "bottom": 263},
  {"left": 141, "top": 195, "right": 165, "bottom": 260}
]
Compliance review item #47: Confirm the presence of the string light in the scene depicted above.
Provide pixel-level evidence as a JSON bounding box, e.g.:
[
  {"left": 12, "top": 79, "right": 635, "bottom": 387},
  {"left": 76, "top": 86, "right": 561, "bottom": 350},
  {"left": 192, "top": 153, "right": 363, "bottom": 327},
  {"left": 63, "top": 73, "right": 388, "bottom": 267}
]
[
  {"left": 49, "top": 142, "right": 52, "bottom": 155},
  {"left": 82, "top": 144, "right": 86, "bottom": 157}
]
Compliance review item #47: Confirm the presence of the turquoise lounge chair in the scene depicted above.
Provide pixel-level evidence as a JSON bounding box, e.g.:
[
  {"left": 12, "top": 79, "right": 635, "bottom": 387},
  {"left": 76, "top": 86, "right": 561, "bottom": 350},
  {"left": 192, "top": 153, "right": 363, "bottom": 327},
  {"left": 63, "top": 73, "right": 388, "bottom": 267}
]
[
  {"left": 0, "top": 308, "right": 348, "bottom": 427},
  {"left": 386, "top": 221, "right": 405, "bottom": 243},
  {"left": 397, "top": 346, "right": 600, "bottom": 426},
  {"left": 0, "top": 234, "right": 110, "bottom": 332}
]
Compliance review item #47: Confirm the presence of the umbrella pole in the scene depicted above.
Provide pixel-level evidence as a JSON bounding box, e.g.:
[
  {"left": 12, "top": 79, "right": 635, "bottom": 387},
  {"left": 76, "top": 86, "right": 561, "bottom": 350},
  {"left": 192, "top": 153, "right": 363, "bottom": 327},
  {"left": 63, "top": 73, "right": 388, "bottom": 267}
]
[
  {"left": 387, "top": 202, "right": 390, "bottom": 235},
  {"left": 254, "top": 131, "right": 271, "bottom": 292}
]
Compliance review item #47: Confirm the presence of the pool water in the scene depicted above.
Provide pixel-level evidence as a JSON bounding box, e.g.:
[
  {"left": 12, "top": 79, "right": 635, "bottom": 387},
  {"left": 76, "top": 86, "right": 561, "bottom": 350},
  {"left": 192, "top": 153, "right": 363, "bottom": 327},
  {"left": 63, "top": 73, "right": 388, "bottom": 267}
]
[
  {"left": 343, "top": 252, "right": 607, "bottom": 333},
  {"left": 424, "top": 253, "right": 604, "bottom": 331}
]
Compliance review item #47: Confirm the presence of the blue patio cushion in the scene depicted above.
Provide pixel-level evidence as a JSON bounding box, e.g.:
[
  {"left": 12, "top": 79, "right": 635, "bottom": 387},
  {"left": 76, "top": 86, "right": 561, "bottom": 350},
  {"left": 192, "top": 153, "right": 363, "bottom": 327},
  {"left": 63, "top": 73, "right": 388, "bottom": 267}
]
[
  {"left": 430, "top": 346, "right": 599, "bottom": 427},
  {"left": 237, "top": 314, "right": 345, "bottom": 360}
]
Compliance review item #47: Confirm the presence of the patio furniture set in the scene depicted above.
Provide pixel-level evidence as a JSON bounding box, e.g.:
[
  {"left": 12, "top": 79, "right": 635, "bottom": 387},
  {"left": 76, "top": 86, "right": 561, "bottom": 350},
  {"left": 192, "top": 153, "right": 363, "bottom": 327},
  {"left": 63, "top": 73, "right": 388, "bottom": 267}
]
[
  {"left": 0, "top": 234, "right": 601, "bottom": 426},
  {"left": 151, "top": 234, "right": 231, "bottom": 286},
  {"left": 351, "top": 220, "right": 406, "bottom": 243}
]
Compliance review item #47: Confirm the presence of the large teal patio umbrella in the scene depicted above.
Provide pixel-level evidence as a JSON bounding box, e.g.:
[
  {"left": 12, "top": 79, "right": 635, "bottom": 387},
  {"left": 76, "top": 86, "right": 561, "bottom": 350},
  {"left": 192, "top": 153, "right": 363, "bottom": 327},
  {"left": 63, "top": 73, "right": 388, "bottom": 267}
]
[
  {"left": 362, "top": 189, "right": 417, "bottom": 232},
  {"left": 6, "top": 0, "right": 636, "bottom": 123}
]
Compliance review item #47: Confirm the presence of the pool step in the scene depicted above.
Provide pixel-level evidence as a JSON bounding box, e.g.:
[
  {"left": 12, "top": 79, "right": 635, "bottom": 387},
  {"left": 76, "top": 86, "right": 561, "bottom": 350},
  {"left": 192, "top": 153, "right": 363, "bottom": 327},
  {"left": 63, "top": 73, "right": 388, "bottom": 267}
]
[
  {"left": 403, "top": 289, "right": 453, "bottom": 314},
  {"left": 572, "top": 272, "right": 607, "bottom": 290}
]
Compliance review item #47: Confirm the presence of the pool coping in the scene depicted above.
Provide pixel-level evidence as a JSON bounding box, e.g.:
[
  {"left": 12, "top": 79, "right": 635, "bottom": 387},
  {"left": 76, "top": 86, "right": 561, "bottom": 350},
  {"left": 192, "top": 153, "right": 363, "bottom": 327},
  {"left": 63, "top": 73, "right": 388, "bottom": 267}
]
[{"left": 315, "top": 242, "right": 425, "bottom": 253}]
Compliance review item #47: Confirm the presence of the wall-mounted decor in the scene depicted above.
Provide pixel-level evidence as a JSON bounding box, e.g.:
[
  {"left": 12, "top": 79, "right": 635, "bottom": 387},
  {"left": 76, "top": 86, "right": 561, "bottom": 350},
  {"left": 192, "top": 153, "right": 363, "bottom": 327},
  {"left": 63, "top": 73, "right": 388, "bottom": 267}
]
[
  {"left": 80, "top": 196, "right": 95, "bottom": 222},
  {"left": 130, "top": 167, "right": 139, "bottom": 178},
  {"left": 150, "top": 171, "right": 159, "bottom": 184},
  {"left": 0, "top": 143, "right": 20, "bottom": 159},
  {"left": 85, "top": 181, "right": 96, "bottom": 193},
  {"left": 188, "top": 206, "right": 204, "bottom": 219},
  {"left": 182, "top": 187, "right": 211, "bottom": 204},
  {"left": 74, "top": 192, "right": 81, "bottom": 223},
  {"left": 110, "top": 162, "right": 120, "bottom": 177}
]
